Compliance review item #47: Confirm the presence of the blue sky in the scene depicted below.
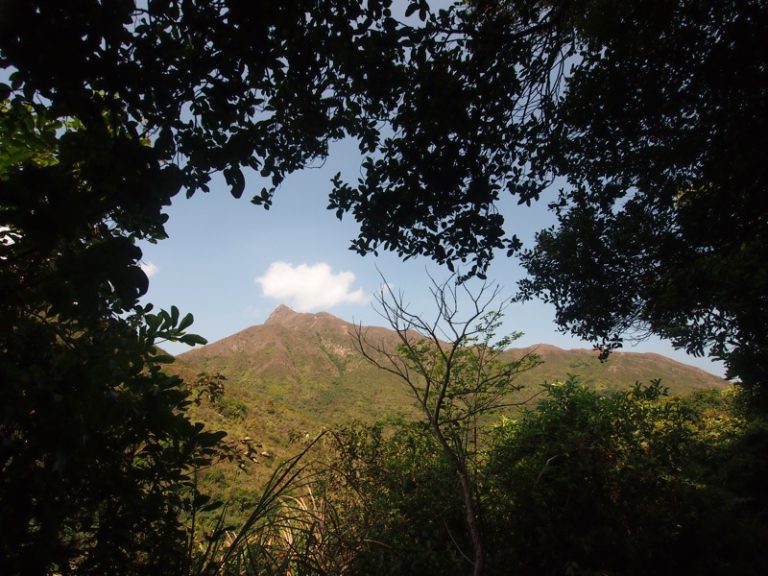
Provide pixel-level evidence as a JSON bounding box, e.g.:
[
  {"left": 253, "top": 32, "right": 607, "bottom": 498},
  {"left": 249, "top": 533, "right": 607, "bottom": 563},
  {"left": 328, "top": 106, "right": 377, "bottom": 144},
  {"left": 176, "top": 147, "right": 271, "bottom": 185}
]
[{"left": 138, "top": 137, "right": 726, "bottom": 378}]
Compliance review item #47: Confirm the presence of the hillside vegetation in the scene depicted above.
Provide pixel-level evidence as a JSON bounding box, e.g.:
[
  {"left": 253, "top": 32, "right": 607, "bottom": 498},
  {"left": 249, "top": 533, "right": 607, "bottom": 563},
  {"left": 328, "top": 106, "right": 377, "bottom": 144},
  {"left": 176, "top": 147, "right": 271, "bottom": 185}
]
[
  {"left": 4, "top": 1, "right": 766, "bottom": 574},
  {"left": 165, "top": 305, "right": 767, "bottom": 576},
  {"left": 172, "top": 305, "right": 726, "bottom": 503}
]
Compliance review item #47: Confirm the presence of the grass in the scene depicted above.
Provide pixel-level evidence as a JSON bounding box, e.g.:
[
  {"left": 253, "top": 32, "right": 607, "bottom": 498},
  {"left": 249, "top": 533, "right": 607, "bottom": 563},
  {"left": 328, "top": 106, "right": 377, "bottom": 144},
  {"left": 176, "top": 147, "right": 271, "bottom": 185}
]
[{"left": 188, "top": 435, "right": 342, "bottom": 576}]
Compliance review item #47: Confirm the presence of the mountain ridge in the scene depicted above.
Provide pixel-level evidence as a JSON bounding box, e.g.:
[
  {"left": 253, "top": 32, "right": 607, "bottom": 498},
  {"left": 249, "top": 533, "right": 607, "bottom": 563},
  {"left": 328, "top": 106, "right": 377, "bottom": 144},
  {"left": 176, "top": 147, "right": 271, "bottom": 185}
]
[
  {"left": 172, "top": 305, "right": 728, "bottom": 491},
  {"left": 176, "top": 305, "right": 726, "bottom": 448},
  {"left": 181, "top": 305, "right": 725, "bottom": 386}
]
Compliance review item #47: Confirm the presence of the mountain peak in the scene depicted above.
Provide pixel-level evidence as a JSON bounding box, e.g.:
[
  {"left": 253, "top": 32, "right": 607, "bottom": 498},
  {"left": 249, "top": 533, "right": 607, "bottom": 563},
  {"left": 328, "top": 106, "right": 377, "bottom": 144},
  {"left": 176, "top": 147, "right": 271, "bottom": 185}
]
[
  {"left": 264, "top": 305, "right": 344, "bottom": 329},
  {"left": 265, "top": 304, "right": 297, "bottom": 325}
]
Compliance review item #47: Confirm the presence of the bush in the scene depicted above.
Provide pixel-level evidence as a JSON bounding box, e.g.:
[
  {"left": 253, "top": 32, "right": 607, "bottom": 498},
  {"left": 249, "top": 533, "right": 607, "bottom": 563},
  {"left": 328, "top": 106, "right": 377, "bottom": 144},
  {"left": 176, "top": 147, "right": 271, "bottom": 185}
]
[{"left": 485, "top": 379, "right": 768, "bottom": 576}]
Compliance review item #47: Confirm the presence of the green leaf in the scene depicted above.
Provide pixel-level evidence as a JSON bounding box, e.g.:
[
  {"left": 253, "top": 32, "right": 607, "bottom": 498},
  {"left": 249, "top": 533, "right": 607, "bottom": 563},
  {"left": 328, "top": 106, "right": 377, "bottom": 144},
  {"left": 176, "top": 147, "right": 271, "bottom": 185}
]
[
  {"left": 180, "top": 333, "right": 207, "bottom": 346},
  {"left": 224, "top": 165, "right": 245, "bottom": 199},
  {"left": 151, "top": 353, "right": 175, "bottom": 364},
  {"left": 178, "top": 312, "right": 194, "bottom": 332}
]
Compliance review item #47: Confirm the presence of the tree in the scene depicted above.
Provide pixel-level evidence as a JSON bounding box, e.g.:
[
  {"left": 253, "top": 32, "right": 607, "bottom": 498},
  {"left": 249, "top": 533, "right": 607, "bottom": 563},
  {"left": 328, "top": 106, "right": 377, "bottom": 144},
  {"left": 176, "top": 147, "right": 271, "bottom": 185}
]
[
  {"left": 0, "top": 36, "right": 212, "bottom": 576},
  {"left": 0, "top": 2, "right": 425, "bottom": 571},
  {"left": 516, "top": 0, "right": 768, "bottom": 406},
  {"left": 4, "top": 1, "right": 766, "bottom": 396},
  {"left": 356, "top": 276, "right": 538, "bottom": 576},
  {"left": 0, "top": 0, "right": 561, "bottom": 276},
  {"left": 0, "top": 0, "right": 419, "bottom": 204},
  {"left": 486, "top": 380, "right": 768, "bottom": 575},
  {"left": 329, "top": 422, "right": 471, "bottom": 576},
  {"left": 331, "top": 0, "right": 768, "bottom": 401},
  {"left": 0, "top": 101, "right": 229, "bottom": 576}
]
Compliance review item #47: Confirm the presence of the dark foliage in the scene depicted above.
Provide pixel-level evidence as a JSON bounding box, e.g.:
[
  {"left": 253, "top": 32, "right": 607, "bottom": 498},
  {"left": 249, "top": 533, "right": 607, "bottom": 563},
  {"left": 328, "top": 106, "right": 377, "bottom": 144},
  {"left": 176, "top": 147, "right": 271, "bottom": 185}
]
[
  {"left": 330, "top": 423, "right": 470, "bottom": 576},
  {"left": 4, "top": 0, "right": 764, "bottom": 395},
  {"left": 486, "top": 380, "right": 768, "bottom": 575},
  {"left": 0, "top": 102, "right": 225, "bottom": 576},
  {"left": 333, "top": 0, "right": 768, "bottom": 402},
  {"left": 328, "top": 383, "right": 768, "bottom": 576},
  {"left": 3, "top": 2, "right": 767, "bottom": 571},
  {"left": 517, "top": 0, "right": 768, "bottom": 405}
]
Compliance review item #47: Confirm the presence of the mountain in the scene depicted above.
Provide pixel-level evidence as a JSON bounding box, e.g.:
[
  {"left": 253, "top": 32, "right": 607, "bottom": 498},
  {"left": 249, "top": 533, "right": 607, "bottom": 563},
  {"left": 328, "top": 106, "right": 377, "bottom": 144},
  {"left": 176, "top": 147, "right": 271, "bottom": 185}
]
[
  {"left": 181, "top": 305, "right": 725, "bottom": 392},
  {"left": 178, "top": 305, "right": 419, "bottom": 429},
  {"left": 172, "top": 305, "right": 727, "bottom": 506},
  {"left": 177, "top": 306, "right": 724, "bottom": 441},
  {"left": 506, "top": 343, "right": 726, "bottom": 395}
]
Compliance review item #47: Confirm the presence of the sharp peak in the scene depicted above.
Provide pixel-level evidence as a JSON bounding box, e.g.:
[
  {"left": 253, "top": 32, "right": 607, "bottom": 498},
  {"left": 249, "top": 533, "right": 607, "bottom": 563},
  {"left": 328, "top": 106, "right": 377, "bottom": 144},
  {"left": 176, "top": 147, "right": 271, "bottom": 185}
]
[
  {"left": 264, "top": 304, "right": 342, "bottom": 326},
  {"left": 266, "top": 304, "right": 296, "bottom": 320}
]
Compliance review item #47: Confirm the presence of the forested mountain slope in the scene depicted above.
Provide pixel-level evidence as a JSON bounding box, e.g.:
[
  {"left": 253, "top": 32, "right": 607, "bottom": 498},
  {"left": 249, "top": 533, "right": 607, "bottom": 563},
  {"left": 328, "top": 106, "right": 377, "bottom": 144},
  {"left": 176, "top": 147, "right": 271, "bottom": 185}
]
[{"left": 175, "top": 305, "right": 726, "bottom": 463}]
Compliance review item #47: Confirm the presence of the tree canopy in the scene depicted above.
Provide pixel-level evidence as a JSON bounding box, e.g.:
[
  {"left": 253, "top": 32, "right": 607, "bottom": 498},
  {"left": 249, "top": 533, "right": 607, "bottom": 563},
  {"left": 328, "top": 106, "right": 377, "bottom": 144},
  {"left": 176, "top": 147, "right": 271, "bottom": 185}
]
[
  {"left": 325, "top": 382, "right": 768, "bottom": 575},
  {"left": 0, "top": 88, "right": 226, "bottom": 576},
  {"left": 1, "top": 1, "right": 767, "bottom": 569},
  {"left": 337, "top": 0, "right": 768, "bottom": 399},
  {"left": 4, "top": 0, "right": 764, "bottom": 396},
  {"left": 516, "top": 0, "right": 768, "bottom": 404},
  {"left": 357, "top": 276, "right": 538, "bottom": 576}
]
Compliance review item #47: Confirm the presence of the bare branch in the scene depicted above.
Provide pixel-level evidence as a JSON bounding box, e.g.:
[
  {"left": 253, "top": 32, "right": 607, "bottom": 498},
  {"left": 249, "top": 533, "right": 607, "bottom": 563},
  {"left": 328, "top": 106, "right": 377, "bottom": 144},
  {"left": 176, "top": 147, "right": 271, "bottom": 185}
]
[{"left": 355, "top": 273, "right": 543, "bottom": 576}]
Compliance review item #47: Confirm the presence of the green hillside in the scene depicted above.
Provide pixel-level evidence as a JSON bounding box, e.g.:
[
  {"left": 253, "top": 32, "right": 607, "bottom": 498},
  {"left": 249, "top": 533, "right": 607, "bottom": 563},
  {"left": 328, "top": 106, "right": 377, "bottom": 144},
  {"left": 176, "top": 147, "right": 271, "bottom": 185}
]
[
  {"left": 172, "top": 306, "right": 726, "bottom": 500},
  {"left": 502, "top": 343, "right": 726, "bottom": 396}
]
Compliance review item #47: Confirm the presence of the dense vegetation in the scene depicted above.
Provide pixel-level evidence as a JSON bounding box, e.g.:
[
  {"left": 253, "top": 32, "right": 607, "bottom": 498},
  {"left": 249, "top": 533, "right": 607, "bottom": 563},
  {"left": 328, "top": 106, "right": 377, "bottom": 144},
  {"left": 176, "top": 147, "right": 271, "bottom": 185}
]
[
  {"left": 1, "top": 1, "right": 766, "bottom": 575},
  {"left": 171, "top": 304, "right": 726, "bottom": 524},
  {"left": 321, "top": 381, "right": 768, "bottom": 576},
  {"left": 0, "top": 98, "right": 225, "bottom": 575}
]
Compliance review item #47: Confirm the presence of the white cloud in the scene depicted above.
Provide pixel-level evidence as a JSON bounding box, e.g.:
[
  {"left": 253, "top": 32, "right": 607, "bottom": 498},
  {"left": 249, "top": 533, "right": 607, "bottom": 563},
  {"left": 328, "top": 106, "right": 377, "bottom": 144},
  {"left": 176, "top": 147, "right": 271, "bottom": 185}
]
[
  {"left": 140, "top": 260, "right": 159, "bottom": 278},
  {"left": 256, "top": 261, "right": 369, "bottom": 311}
]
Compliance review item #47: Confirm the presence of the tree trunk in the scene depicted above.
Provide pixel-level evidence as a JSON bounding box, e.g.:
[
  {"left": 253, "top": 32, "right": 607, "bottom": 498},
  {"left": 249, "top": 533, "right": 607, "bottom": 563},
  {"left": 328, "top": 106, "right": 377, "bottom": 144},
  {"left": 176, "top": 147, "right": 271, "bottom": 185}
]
[
  {"left": 433, "top": 424, "right": 484, "bottom": 576},
  {"left": 457, "top": 464, "right": 484, "bottom": 576}
]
